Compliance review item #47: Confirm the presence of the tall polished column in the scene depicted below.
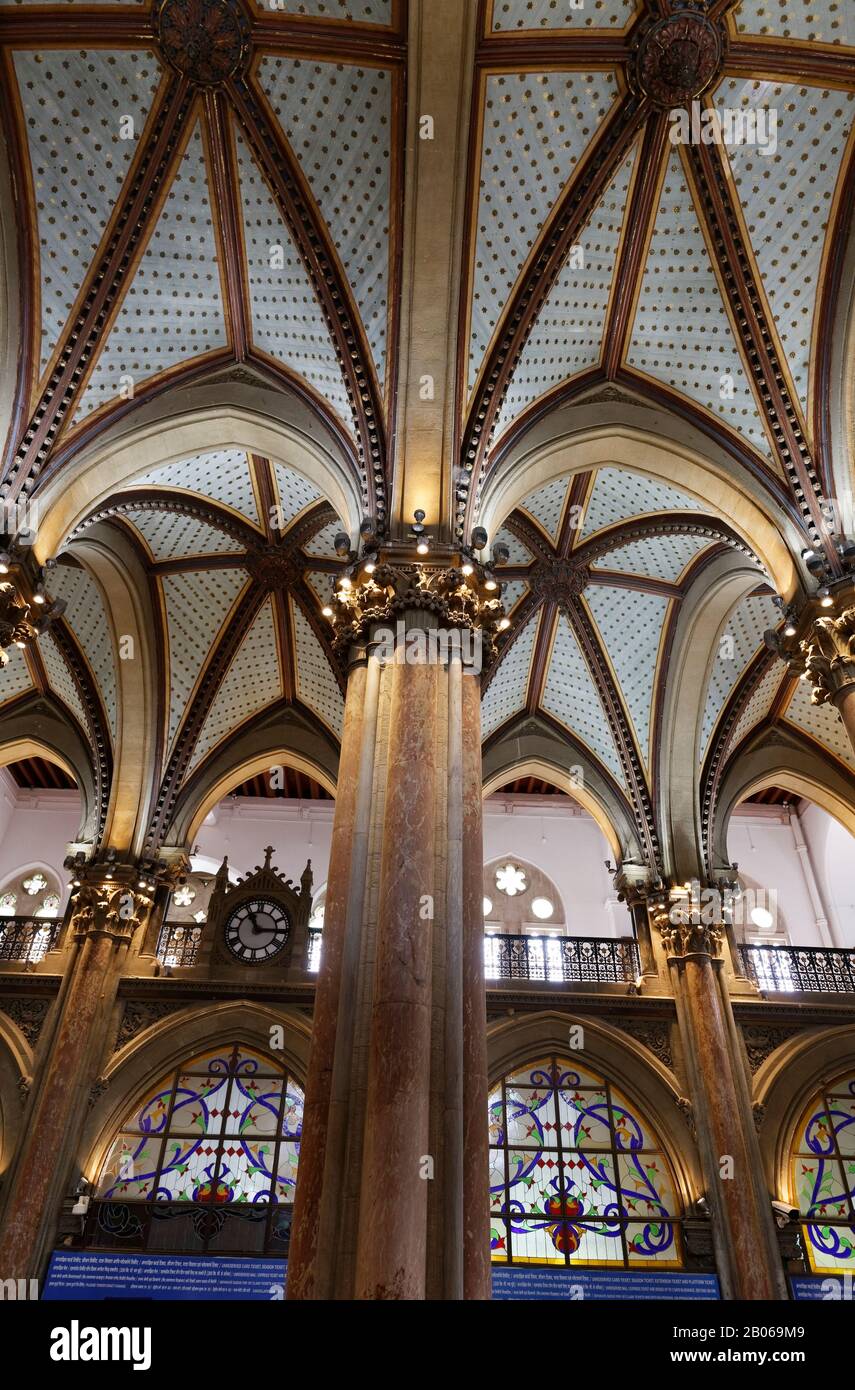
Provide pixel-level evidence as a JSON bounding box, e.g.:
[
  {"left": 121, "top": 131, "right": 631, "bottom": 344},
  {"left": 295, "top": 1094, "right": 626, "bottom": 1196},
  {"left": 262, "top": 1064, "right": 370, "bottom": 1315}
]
[
  {"left": 651, "top": 893, "right": 787, "bottom": 1300},
  {"left": 287, "top": 562, "right": 500, "bottom": 1300},
  {"left": 0, "top": 866, "right": 162, "bottom": 1280}
]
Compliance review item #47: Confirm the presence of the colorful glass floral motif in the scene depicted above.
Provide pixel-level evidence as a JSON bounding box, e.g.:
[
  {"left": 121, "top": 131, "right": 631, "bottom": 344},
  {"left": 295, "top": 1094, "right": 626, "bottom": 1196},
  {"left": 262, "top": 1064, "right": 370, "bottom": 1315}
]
[
  {"left": 0, "top": 892, "right": 16, "bottom": 915},
  {"left": 22, "top": 873, "right": 47, "bottom": 896},
  {"left": 97, "top": 1044, "right": 303, "bottom": 1206},
  {"left": 489, "top": 1056, "right": 682, "bottom": 1267},
  {"left": 792, "top": 1072, "right": 855, "bottom": 1270},
  {"left": 36, "top": 894, "right": 61, "bottom": 918},
  {"left": 173, "top": 885, "right": 196, "bottom": 907}
]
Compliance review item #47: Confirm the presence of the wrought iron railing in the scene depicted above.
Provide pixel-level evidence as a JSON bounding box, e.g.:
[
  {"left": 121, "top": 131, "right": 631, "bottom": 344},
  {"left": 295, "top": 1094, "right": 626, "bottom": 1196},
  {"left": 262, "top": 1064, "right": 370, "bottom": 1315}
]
[
  {"left": 307, "top": 928, "right": 323, "bottom": 974},
  {"left": 155, "top": 923, "right": 203, "bottom": 969},
  {"left": 82, "top": 1199, "right": 292, "bottom": 1258},
  {"left": 738, "top": 945, "right": 855, "bottom": 994},
  {"left": 0, "top": 915, "right": 61, "bottom": 963},
  {"left": 485, "top": 933, "right": 640, "bottom": 985}
]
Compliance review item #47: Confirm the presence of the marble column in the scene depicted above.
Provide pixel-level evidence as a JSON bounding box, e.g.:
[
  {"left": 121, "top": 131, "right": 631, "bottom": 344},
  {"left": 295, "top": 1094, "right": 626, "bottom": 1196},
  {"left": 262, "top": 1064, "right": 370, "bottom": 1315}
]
[
  {"left": 287, "top": 608, "right": 493, "bottom": 1300},
  {"left": 652, "top": 895, "right": 787, "bottom": 1300},
  {"left": 0, "top": 867, "right": 159, "bottom": 1280}
]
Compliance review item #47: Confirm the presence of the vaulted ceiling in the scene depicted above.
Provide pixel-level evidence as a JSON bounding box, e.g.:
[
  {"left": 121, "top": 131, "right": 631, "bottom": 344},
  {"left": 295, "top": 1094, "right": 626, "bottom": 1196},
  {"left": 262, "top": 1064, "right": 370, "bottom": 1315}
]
[{"left": 0, "top": 0, "right": 853, "bottom": 875}]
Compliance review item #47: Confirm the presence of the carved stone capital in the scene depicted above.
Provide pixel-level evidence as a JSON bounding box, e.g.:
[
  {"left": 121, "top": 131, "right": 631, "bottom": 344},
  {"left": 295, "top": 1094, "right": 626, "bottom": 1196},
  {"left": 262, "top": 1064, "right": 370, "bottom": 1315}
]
[
  {"left": 650, "top": 887, "right": 725, "bottom": 960},
  {"left": 327, "top": 558, "right": 507, "bottom": 666},
  {"left": 797, "top": 606, "right": 855, "bottom": 706},
  {"left": 65, "top": 858, "right": 181, "bottom": 945}
]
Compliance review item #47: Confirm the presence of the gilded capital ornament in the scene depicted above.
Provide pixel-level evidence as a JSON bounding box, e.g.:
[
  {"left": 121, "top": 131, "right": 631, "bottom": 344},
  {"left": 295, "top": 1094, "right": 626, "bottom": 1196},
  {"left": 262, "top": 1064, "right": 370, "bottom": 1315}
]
[
  {"left": 797, "top": 606, "right": 855, "bottom": 706},
  {"left": 649, "top": 887, "right": 725, "bottom": 960},
  {"left": 326, "top": 558, "right": 507, "bottom": 666},
  {"left": 66, "top": 857, "right": 185, "bottom": 944}
]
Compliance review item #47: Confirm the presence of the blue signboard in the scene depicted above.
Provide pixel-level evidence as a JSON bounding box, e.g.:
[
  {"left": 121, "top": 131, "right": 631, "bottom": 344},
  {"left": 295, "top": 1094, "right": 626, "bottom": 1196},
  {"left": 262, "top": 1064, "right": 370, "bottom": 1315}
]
[
  {"left": 491, "top": 1266, "right": 720, "bottom": 1300},
  {"left": 43, "top": 1251, "right": 286, "bottom": 1301},
  {"left": 791, "top": 1274, "right": 853, "bottom": 1301}
]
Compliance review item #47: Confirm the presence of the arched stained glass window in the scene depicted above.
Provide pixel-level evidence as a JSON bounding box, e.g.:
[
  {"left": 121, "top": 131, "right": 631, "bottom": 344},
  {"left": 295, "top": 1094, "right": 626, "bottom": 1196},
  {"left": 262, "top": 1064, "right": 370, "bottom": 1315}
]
[
  {"left": 489, "top": 1055, "right": 683, "bottom": 1268},
  {"left": 96, "top": 1043, "right": 303, "bottom": 1207},
  {"left": 791, "top": 1070, "right": 855, "bottom": 1271}
]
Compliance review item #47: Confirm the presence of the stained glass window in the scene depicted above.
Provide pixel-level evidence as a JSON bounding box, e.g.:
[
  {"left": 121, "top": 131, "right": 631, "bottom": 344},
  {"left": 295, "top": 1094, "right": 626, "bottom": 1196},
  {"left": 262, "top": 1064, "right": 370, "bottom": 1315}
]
[
  {"left": 489, "top": 1055, "right": 683, "bottom": 1268},
  {"left": 791, "top": 1071, "right": 855, "bottom": 1271},
  {"left": 96, "top": 1044, "right": 303, "bottom": 1207}
]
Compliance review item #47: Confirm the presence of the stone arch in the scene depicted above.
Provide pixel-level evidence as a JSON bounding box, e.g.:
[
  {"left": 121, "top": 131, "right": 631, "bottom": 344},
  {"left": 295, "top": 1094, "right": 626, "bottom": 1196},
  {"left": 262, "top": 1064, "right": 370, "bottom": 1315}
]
[
  {"left": 0, "top": 720, "right": 95, "bottom": 842},
  {"left": 712, "top": 733, "right": 855, "bottom": 870},
  {"left": 163, "top": 707, "right": 338, "bottom": 851},
  {"left": 32, "top": 392, "right": 364, "bottom": 563},
  {"left": 482, "top": 733, "right": 639, "bottom": 865},
  {"left": 80, "top": 1001, "right": 311, "bottom": 1189},
  {"left": 486, "top": 1009, "right": 702, "bottom": 1210},
  {"left": 753, "top": 1025, "right": 855, "bottom": 1210},
  {"left": 477, "top": 422, "right": 799, "bottom": 600}
]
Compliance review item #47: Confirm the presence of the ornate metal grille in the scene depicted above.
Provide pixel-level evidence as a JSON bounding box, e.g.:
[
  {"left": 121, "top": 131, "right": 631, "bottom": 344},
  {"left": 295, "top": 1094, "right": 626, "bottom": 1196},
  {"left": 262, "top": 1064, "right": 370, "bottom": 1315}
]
[
  {"left": 82, "top": 1199, "right": 292, "bottom": 1258},
  {"left": 484, "top": 934, "right": 640, "bottom": 985},
  {"left": 739, "top": 945, "right": 855, "bottom": 995},
  {"left": 155, "top": 922, "right": 203, "bottom": 968},
  {"left": 0, "top": 916, "right": 61, "bottom": 962}
]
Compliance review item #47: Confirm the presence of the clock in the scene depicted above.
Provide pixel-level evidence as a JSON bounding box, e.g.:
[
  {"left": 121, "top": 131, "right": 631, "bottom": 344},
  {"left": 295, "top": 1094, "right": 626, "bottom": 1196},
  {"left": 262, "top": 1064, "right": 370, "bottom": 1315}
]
[{"left": 223, "top": 897, "right": 291, "bottom": 964}]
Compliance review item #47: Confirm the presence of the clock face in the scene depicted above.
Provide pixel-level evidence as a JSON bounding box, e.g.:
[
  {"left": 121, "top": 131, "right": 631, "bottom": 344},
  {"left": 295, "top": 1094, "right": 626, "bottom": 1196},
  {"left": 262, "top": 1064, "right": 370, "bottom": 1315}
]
[{"left": 224, "top": 898, "right": 290, "bottom": 964}]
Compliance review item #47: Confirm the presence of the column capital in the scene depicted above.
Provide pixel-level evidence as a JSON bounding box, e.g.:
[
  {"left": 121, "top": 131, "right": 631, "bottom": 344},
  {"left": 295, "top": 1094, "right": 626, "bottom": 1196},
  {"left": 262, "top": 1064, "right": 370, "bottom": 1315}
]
[
  {"left": 63, "top": 855, "right": 186, "bottom": 945},
  {"left": 325, "top": 550, "right": 508, "bottom": 669},
  {"left": 648, "top": 883, "right": 726, "bottom": 961},
  {"left": 773, "top": 581, "right": 855, "bottom": 709}
]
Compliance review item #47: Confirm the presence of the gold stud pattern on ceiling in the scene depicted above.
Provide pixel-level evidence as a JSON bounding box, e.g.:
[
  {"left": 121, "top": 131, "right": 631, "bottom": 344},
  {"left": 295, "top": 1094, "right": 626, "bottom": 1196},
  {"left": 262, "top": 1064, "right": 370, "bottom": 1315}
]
[
  {"left": 518, "top": 476, "right": 571, "bottom": 543},
  {"left": 493, "top": 526, "right": 534, "bottom": 567},
  {"left": 481, "top": 609, "right": 540, "bottom": 737},
  {"left": 491, "top": 0, "right": 637, "bottom": 29},
  {"left": 713, "top": 79, "right": 855, "bottom": 428},
  {"left": 735, "top": 0, "right": 855, "bottom": 46},
  {"left": 271, "top": 462, "right": 323, "bottom": 533},
  {"left": 74, "top": 122, "right": 228, "bottom": 421},
  {"left": 0, "top": 646, "right": 34, "bottom": 708},
  {"left": 584, "top": 586, "right": 669, "bottom": 770},
  {"left": 124, "top": 511, "right": 245, "bottom": 563},
  {"left": 260, "top": 56, "right": 392, "bottom": 391},
  {"left": 627, "top": 151, "right": 775, "bottom": 461},
  {"left": 579, "top": 468, "right": 704, "bottom": 541},
  {"left": 494, "top": 146, "right": 638, "bottom": 438},
  {"left": 304, "top": 519, "right": 347, "bottom": 558},
  {"left": 469, "top": 70, "right": 620, "bottom": 394},
  {"left": 131, "top": 450, "right": 263, "bottom": 529},
  {"left": 500, "top": 579, "right": 529, "bottom": 615},
  {"left": 726, "top": 660, "right": 786, "bottom": 753},
  {"left": 186, "top": 597, "right": 283, "bottom": 778},
  {"left": 12, "top": 49, "right": 161, "bottom": 377},
  {"left": 38, "top": 631, "right": 91, "bottom": 739},
  {"left": 50, "top": 564, "right": 118, "bottom": 745},
  {"left": 291, "top": 600, "right": 344, "bottom": 738},
  {"left": 235, "top": 125, "right": 357, "bottom": 443},
  {"left": 783, "top": 678, "right": 855, "bottom": 770},
  {"left": 161, "top": 569, "right": 248, "bottom": 757},
  {"left": 265, "top": 0, "right": 393, "bottom": 21},
  {"left": 541, "top": 613, "right": 627, "bottom": 787},
  {"left": 699, "top": 592, "right": 780, "bottom": 754},
  {"left": 591, "top": 533, "right": 713, "bottom": 584}
]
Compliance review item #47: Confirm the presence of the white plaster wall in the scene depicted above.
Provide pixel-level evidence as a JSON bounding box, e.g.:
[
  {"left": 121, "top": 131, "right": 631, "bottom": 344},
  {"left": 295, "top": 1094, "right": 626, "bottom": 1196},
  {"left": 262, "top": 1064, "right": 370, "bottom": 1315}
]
[
  {"left": 194, "top": 797, "right": 335, "bottom": 900},
  {"left": 0, "top": 778, "right": 81, "bottom": 904},
  {"left": 799, "top": 802, "right": 855, "bottom": 948},
  {"left": 727, "top": 802, "right": 855, "bottom": 949}
]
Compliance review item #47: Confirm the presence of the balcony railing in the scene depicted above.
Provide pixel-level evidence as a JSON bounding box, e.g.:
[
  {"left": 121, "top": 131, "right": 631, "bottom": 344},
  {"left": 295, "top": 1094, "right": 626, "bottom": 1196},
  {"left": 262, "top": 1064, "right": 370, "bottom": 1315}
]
[
  {"left": 81, "top": 1199, "right": 292, "bottom": 1258},
  {"left": 738, "top": 944, "right": 855, "bottom": 994},
  {"left": 485, "top": 933, "right": 640, "bottom": 985},
  {"left": 0, "top": 916, "right": 61, "bottom": 963},
  {"left": 155, "top": 923, "right": 203, "bottom": 969}
]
